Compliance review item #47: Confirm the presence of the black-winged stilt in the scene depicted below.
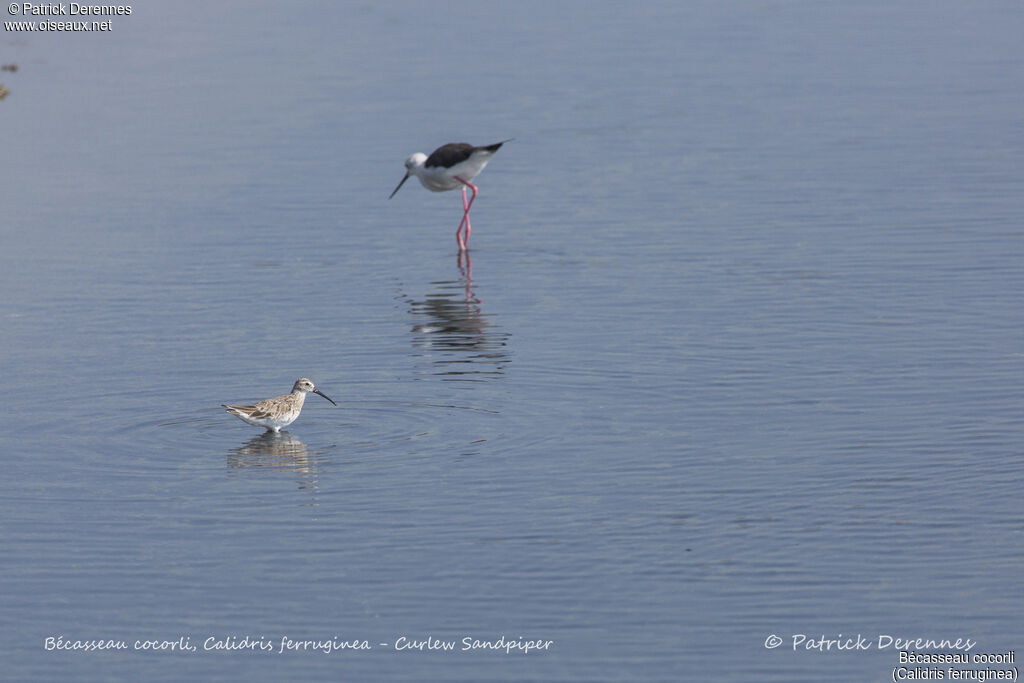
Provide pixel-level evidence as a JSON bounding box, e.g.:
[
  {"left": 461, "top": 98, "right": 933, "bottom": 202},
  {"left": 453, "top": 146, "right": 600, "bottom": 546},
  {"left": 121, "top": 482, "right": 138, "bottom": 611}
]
[{"left": 389, "top": 140, "right": 509, "bottom": 251}]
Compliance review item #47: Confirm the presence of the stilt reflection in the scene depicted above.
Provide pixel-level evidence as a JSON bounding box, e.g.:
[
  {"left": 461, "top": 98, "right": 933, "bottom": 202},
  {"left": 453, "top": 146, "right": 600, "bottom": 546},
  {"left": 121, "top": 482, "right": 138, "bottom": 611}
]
[{"left": 407, "top": 251, "right": 510, "bottom": 380}]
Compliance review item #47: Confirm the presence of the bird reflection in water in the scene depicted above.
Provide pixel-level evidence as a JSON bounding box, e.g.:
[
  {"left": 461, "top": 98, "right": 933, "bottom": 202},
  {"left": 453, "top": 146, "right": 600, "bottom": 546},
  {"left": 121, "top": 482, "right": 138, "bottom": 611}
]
[
  {"left": 226, "top": 432, "right": 319, "bottom": 492},
  {"left": 408, "top": 251, "right": 510, "bottom": 380}
]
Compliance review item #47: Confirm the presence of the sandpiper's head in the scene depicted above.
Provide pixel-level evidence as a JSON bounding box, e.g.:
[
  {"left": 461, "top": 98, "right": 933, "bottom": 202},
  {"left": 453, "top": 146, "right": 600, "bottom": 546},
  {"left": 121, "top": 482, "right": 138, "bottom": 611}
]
[
  {"left": 389, "top": 152, "right": 428, "bottom": 199},
  {"left": 292, "top": 377, "right": 337, "bottom": 405}
]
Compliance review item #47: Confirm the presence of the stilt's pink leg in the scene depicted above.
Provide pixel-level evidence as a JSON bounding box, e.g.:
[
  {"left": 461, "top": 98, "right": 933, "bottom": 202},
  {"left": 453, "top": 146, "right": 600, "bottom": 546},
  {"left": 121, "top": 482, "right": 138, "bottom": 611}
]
[
  {"left": 455, "top": 186, "right": 469, "bottom": 250},
  {"left": 454, "top": 176, "right": 478, "bottom": 251}
]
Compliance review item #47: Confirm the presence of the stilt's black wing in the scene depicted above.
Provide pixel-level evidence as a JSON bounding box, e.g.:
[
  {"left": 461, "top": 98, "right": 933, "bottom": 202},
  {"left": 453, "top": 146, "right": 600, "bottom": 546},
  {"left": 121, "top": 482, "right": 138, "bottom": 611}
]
[
  {"left": 477, "top": 140, "right": 507, "bottom": 154},
  {"left": 424, "top": 143, "right": 475, "bottom": 169}
]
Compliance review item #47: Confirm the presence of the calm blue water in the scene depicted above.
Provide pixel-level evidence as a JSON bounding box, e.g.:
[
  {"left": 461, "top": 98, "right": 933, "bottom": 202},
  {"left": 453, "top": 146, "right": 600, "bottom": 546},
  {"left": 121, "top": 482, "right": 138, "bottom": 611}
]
[{"left": 2, "top": 2, "right": 1022, "bottom": 681}]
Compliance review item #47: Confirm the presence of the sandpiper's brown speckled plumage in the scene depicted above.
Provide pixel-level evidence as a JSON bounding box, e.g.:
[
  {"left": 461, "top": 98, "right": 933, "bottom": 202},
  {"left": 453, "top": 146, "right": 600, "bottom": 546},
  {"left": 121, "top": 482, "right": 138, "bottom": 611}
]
[{"left": 223, "top": 378, "right": 336, "bottom": 433}]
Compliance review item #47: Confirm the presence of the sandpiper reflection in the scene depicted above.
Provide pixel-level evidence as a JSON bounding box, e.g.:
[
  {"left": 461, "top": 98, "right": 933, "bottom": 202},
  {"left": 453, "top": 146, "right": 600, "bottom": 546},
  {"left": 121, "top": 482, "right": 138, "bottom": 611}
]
[
  {"left": 407, "top": 252, "right": 510, "bottom": 379},
  {"left": 227, "top": 432, "right": 319, "bottom": 491}
]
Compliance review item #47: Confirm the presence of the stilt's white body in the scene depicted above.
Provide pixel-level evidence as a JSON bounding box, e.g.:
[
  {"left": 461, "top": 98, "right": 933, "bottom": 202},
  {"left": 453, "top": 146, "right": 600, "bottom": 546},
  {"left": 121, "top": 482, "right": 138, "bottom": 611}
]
[{"left": 404, "top": 150, "right": 496, "bottom": 192}]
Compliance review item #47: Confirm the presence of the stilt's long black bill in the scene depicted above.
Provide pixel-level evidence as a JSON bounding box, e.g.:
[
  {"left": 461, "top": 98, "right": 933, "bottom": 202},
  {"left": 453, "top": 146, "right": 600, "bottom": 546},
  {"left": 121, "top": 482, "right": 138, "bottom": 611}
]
[
  {"left": 314, "top": 389, "right": 337, "bottom": 406},
  {"left": 389, "top": 173, "right": 410, "bottom": 199}
]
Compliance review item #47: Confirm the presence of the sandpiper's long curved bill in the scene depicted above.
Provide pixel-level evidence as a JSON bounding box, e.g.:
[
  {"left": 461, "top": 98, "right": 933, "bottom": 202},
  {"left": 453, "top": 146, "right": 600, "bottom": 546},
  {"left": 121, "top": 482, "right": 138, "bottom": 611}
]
[
  {"left": 313, "top": 388, "right": 338, "bottom": 405},
  {"left": 389, "top": 172, "right": 410, "bottom": 200}
]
